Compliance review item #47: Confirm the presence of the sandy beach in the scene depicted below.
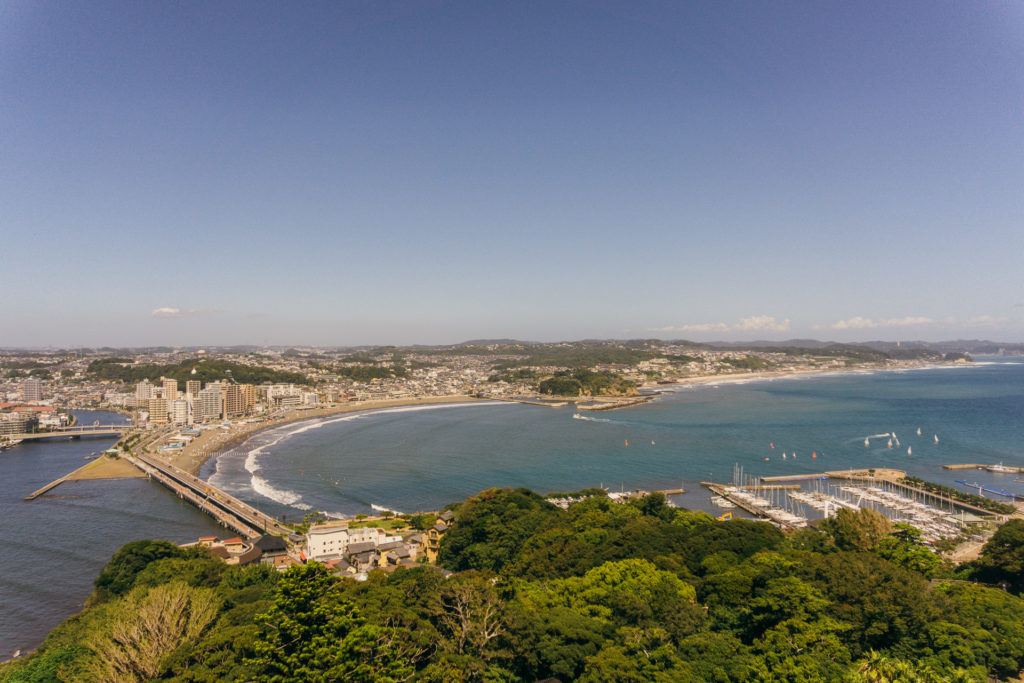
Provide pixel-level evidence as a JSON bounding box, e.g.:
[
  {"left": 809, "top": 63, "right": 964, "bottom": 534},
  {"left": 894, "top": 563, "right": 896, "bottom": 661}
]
[
  {"left": 647, "top": 360, "right": 959, "bottom": 393},
  {"left": 159, "top": 395, "right": 484, "bottom": 475}
]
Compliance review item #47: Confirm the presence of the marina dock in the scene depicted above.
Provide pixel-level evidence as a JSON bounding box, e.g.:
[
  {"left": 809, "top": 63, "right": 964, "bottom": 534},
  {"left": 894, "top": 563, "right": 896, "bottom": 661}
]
[
  {"left": 759, "top": 473, "right": 832, "bottom": 482},
  {"left": 701, "top": 482, "right": 807, "bottom": 529}
]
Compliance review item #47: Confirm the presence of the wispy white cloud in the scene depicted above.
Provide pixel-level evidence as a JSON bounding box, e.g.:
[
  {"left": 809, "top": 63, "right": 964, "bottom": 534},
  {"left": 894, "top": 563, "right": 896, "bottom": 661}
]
[
  {"left": 963, "top": 315, "right": 1007, "bottom": 327},
  {"left": 652, "top": 316, "right": 789, "bottom": 335},
  {"left": 735, "top": 315, "right": 791, "bottom": 332},
  {"left": 151, "top": 307, "right": 219, "bottom": 319},
  {"left": 830, "top": 316, "right": 933, "bottom": 330},
  {"left": 651, "top": 322, "right": 730, "bottom": 333}
]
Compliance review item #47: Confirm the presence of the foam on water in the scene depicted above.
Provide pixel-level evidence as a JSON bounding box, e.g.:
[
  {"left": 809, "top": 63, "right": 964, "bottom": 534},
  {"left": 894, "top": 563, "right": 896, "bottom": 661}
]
[
  {"left": 213, "top": 402, "right": 505, "bottom": 510},
  {"left": 573, "top": 413, "right": 615, "bottom": 423}
]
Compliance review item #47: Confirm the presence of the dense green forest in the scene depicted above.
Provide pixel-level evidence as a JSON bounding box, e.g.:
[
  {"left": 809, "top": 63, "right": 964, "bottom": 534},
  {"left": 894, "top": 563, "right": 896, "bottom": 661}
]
[
  {"left": 538, "top": 369, "right": 638, "bottom": 397},
  {"left": 4, "top": 491, "right": 1023, "bottom": 682},
  {"left": 87, "top": 358, "right": 309, "bottom": 386}
]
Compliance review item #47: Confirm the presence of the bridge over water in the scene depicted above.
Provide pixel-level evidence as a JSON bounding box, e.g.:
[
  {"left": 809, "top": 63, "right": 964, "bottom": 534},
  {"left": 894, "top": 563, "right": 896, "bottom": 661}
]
[{"left": 2, "top": 425, "right": 128, "bottom": 442}]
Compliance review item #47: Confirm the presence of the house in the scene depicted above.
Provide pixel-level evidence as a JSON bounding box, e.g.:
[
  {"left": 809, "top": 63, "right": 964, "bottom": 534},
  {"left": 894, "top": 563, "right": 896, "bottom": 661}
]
[
  {"left": 423, "top": 519, "right": 449, "bottom": 563},
  {"left": 222, "top": 537, "right": 246, "bottom": 553},
  {"left": 254, "top": 534, "right": 287, "bottom": 561},
  {"left": 187, "top": 535, "right": 265, "bottom": 566}
]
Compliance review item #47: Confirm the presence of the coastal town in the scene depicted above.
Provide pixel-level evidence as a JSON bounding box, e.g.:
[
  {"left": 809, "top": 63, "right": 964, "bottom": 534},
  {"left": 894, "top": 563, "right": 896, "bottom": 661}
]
[
  {"left": 1, "top": 340, "right": 1009, "bottom": 579},
  {"left": 1, "top": 338, "right": 977, "bottom": 429}
]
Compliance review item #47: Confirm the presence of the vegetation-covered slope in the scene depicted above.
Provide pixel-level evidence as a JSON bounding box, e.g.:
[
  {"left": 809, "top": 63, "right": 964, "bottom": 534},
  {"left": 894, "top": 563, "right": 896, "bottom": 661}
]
[{"left": 4, "top": 494, "right": 1024, "bottom": 682}]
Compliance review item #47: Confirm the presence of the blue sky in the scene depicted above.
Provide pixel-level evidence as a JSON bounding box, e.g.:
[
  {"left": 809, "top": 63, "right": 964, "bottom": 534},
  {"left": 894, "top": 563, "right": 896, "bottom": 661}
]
[{"left": 2, "top": 1, "right": 1022, "bottom": 346}]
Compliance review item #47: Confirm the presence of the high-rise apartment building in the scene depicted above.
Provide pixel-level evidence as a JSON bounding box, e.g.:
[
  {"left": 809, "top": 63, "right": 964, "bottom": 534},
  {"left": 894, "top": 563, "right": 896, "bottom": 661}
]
[
  {"left": 223, "top": 383, "right": 244, "bottom": 418},
  {"left": 240, "top": 384, "right": 258, "bottom": 411},
  {"left": 185, "top": 380, "right": 202, "bottom": 398},
  {"left": 136, "top": 379, "right": 153, "bottom": 401},
  {"left": 148, "top": 397, "right": 168, "bottom": 424},
  {"left": 21, "top": 378, "right": 43, "bottom": 403},
  {"left": 172, "top": 399, "right": 189, "bottom": 426},
  {"left": 197, "top": 386, "right": 222, "bottom": 422},
  {"left": 162, "top": 378, "right": 178, "bottom": 403}
]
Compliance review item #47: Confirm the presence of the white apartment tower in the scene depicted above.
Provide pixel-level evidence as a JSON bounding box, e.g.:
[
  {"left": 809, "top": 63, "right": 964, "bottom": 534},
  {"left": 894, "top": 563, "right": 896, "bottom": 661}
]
[
  {"left": 197, "top": 386, "right": 222, "bottom": 422},
  {"left": 135, "top": 379, "right": 153, "bottom": 401},
  {"left": 172, "top": 399, "right": 189, "bottom": 426}
]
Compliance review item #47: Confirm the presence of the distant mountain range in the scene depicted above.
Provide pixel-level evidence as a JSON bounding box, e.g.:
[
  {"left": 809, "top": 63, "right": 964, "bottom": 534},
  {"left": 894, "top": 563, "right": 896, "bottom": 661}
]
[
  {"left": 705, "top": 339, "right": 1024, "bottom": 355},
  {"left": 3, "top": 339, "right": 1023, "bottom": 355}
]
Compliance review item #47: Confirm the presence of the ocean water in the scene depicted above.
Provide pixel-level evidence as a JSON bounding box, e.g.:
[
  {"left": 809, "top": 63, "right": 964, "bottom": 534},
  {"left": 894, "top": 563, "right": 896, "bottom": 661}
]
[
  {"left": 0, "top": 411, "right": 225, "bottom": 655},
  {"left": 204, "top": 359, "right": 1024, "bottom": 520}
]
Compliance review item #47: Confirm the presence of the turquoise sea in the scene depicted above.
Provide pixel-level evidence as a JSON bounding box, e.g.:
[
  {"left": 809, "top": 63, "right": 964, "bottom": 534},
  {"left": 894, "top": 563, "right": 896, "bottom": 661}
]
[{"left": 204, "top": 359, "right": 1024, "bottom": 520}]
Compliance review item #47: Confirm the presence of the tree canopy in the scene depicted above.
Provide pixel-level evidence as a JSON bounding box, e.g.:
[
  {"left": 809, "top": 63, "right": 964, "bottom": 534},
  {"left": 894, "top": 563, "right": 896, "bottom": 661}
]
[{"left": 4, "top": 494, "right": 1024, "bottom": 683}]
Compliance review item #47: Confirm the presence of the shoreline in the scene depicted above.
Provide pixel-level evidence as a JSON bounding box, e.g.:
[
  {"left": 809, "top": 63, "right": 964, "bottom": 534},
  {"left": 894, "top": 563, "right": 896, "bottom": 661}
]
[
  {"left": 642, "top": 360, "right": 967, "bottom": 397},
  {"left": 166, "top": 395, "right": 487, "bottom": 476},
  {"left": 184, "top": 361, "right": 967, "bottom": 476}
]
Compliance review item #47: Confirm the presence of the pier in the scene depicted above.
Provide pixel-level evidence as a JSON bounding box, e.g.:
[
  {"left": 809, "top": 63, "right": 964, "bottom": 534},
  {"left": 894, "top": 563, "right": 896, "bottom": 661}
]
[
  {"left": 24, "top": 477, "right": 69, "bottom": 500},
  {"left": 501, "top": 398, "right": 569, "bottom": 408},
  {"left": 943, "top": 463, "right": 1024, "bottom": 473},
  {"left": 759, "top": 473, "right": 832, "bottom": 482}
]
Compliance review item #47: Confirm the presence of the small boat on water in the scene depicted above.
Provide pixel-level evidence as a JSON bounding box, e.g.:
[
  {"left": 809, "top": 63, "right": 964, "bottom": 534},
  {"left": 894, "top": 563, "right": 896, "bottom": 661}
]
[
  {"left": 651, "top": 440, "right": 655, "bottom": 446},
  {"left": 711, "top": 496, "right": 736, "bottom": 509},
  {"left": 782, "top": 453, "right": 787, "bottom": 460},
  {"left": 864, "top": 437, "right": 870, "bottom": 447},
  {"left": 887, "top": 439, "right": 893, "bottom": 449},
  {"left": 811, "top": 451, "right": 817, "bottom": 460},
  {"left": 624, "top": 439, "right": 629, "bottom": 447},
  {"left": 986, "top": 463, "right": 1016, "bottom": 474},
  {"left": 916, "top": 427, "right": 923, "bottom": 437},
  {"left": 933, "top": 434, "right": 940, "bottom": 444},
  {"left": 906, "top": 446, "right": 912, "bottom": 456}
]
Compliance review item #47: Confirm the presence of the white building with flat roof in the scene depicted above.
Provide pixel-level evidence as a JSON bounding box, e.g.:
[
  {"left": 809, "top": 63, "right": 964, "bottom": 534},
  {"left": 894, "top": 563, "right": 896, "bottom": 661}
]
[
  {"left": 172, "top": 399, "right": 189, "bottom": 426},
  {"left": 306, "top": 523, "right": 400, "bottom": 561},
  {"left": 136, "top": 379, "right": 153, "bottom": 401}
]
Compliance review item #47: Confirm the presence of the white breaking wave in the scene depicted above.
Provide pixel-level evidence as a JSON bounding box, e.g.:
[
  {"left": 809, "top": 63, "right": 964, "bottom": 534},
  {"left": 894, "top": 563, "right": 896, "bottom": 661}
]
[
  {"left": 251, "top": 474, "right": 308, "bottom": 509},
  {"left": 371, "top": 503, "right": 402, "bottom": 515},
  {"left": 573, "top": 413, "right": 615, "bottom": 423},
  {"left": 212, "top": 401, "right": 504, "bottom": 511}
]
